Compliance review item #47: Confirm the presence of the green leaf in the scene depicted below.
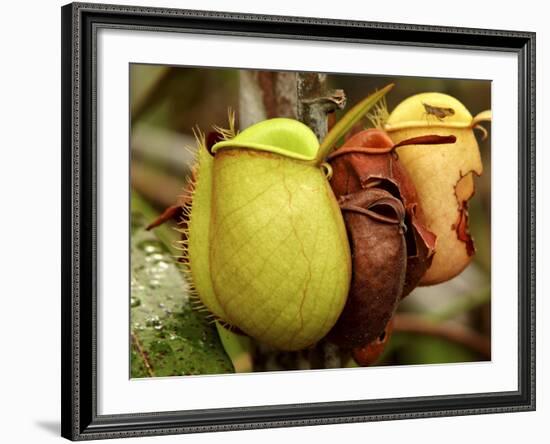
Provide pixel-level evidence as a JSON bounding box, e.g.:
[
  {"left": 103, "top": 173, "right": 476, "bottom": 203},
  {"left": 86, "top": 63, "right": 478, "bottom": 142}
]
[
  {"left": 130, "top": 192, "right": 234, "bottom": 377},
  {"left": 316, "top": 83, "right": 394, "bottom": 162}
]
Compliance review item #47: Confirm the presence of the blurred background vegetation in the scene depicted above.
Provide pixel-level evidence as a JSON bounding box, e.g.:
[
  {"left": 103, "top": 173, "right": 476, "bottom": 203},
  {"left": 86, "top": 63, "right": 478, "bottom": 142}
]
[{"left": 130, "top": 64, "right": 491, "bottom": 377}]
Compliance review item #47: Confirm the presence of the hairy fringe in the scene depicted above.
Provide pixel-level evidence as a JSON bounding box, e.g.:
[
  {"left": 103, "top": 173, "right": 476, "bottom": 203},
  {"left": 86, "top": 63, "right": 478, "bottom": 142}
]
[
  {"left": 212, "top": 107, "right": 238, "bottom": 141},
  {"left": 176, "top": 121, "right": 237, "bottom": 330},
  {"left": 367, "top": 95, "right": 390, "bottom": 129},
  {"left": 172, "top": 127, "right": 206, "bottom": 314}
]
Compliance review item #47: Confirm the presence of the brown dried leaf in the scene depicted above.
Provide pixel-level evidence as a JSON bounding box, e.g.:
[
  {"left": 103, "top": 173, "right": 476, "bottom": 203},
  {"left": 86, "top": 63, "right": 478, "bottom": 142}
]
[
  {"left": 327, "top": 187, "right": 406, "bottom": 348},
  {"left": 328, "top": 129, "right": 436, "bottom": 298}
]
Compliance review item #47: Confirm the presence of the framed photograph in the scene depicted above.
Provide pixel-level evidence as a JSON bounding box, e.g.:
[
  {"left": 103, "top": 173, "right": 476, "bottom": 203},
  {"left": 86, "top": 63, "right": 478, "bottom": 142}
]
[{"left": 61, "top": 2, "right": 535, "bottom": 440}]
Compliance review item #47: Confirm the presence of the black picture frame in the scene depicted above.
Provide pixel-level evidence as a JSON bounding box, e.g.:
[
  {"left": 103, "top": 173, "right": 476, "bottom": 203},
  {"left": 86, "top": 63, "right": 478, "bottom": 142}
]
[{"left": 61, "top": 2, "right": 536, "bottom": 440}]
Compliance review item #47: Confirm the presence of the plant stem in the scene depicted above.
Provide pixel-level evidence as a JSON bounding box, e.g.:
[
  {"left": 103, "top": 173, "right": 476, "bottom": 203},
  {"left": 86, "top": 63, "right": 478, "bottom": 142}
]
[
  {"left": 393, "top": 313, "right": 491, "bottom": 359},
  {"left": 316, "top": 83, "right": 394, "bottom": 163},
  {"left": 297, "top": 72, "right": 346, "bottom": 142},
  {"left": 430, "top": 286, "right": 491, "bottom": 322}
]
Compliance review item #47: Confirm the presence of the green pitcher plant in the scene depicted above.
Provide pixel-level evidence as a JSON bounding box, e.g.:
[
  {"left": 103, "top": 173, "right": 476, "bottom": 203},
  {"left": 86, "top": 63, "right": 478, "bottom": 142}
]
[{"left": 184, "top": 86, "right": 393, "bottom": 351}]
